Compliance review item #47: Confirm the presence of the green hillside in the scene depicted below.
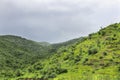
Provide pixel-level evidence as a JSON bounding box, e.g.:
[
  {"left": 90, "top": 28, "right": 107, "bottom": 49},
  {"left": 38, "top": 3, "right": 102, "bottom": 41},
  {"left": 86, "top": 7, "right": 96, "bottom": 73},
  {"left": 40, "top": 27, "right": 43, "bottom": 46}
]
[
  {"left": 20, "top": 23, "right": 120, "bottom": 80},
  {"left": 0, "top": 23, "right": 120, "bottom": 80},
  {"left": 51, "top": 37, "right": 84, "bottom": 52},
  {"left": 0, "top": 35, "right": 52, "bottom": 79}
]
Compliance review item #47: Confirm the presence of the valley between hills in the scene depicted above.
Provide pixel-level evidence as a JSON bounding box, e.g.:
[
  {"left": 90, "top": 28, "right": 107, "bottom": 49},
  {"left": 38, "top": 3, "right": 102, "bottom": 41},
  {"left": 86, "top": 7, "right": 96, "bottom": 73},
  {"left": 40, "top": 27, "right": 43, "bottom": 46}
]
[{"left": 0, "top": 23, "right": 120, "bottom": 80}]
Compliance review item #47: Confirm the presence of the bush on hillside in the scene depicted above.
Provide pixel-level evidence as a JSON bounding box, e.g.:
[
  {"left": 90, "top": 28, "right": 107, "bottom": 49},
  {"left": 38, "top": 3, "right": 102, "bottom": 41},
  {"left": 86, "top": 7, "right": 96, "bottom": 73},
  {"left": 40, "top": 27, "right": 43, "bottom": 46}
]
[
  {"left": 98, "top": 31, "right": 106, "bottom": 36},
  {"left": 88, "top": 47, "right": 98, "bottom": 55}
]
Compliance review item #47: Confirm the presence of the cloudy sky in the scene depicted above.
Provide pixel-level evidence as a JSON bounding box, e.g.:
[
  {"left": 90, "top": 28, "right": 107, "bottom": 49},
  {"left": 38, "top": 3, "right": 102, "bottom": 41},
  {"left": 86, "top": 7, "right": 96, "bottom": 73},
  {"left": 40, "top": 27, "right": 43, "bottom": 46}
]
[{"left": 0, "top": 0, "right": 120, "bottom": 43}]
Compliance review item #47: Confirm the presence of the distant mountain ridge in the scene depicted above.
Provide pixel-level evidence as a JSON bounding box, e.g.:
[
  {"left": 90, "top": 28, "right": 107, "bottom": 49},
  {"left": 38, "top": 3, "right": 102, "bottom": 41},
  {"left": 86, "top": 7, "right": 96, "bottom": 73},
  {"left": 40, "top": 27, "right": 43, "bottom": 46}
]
[{"left": 0, "top": 23, "right": 120, "bottom": 80}]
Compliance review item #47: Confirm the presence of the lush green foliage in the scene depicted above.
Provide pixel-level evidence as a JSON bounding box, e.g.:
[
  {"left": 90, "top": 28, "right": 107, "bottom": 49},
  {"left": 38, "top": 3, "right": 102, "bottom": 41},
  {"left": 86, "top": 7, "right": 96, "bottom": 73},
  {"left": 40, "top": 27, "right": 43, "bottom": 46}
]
[
  {"left": 0, "top": 23, "right": 120, "bottom": 80},
  {"left": 0, "top": 35, "right": 52, "bottom": 79}
]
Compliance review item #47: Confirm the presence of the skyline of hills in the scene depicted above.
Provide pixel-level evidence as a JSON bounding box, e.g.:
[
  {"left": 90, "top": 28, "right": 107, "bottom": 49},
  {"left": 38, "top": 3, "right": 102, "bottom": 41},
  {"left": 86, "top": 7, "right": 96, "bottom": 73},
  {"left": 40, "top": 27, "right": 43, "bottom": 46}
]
[{"left": 0, "top": 23, "right": 120, "bottom": 80}]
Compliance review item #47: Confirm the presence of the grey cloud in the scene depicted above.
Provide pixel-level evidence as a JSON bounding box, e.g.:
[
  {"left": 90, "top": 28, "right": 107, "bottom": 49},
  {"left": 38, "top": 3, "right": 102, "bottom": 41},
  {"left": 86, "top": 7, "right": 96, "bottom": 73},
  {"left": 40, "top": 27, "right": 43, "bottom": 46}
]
[{"left": 0, "top": 0, "right": 120, "bottom": 43}]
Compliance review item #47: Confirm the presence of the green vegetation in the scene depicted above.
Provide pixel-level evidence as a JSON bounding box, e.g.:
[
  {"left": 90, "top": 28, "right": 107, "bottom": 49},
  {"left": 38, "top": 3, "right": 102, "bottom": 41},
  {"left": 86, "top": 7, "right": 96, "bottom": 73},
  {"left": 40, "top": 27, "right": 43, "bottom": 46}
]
[
  {"left": 0, "top": 23, "right": 120, "bottom": 80},
  {"left": 0, "top": 35, "right": 52, "bottom": 79}
]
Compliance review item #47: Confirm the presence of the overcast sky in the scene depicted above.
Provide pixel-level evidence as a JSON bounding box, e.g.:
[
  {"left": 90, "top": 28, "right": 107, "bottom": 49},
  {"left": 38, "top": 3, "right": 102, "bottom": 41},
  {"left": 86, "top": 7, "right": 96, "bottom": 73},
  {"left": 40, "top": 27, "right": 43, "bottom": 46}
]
[{"left": 0, "top": 0, "right": 120, "bottom": 43}]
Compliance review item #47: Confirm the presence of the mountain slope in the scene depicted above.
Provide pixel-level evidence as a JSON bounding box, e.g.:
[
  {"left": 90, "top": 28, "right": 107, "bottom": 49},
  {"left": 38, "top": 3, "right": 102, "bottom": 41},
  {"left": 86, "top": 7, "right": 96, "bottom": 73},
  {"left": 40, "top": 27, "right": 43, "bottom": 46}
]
[
  {"left": 0, "top": 34, "right": 81, "bottom": 79},
  {"left": 1, "top": 23, "right": 120, "bottom": 80},
  {"left": 19, "top": 23, "right": 120, "bottom": 80},
  {"left": 0, "top": 35, "right": 51, "bottom": 72},
  {"left": 51, "top": 37, "right": 84, "bottom": 52}
]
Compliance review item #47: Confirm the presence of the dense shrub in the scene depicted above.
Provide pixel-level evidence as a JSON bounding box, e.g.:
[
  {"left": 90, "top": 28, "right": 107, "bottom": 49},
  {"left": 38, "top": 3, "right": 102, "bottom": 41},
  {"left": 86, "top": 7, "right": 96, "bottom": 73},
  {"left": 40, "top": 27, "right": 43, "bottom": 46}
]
[
  {"left": 40, "top": 64, "right": 68, "bottom": 79},
  {"left": 99, "top": 31, "right": 106, "bottom": 36},
  {"left": 103, "top": 52, "right": 107, "bottom": 56},
  {"left": 15, "top": 70, "right": 23, "bottom": 77},
  {"left": 58, "top": 68, "right": 68, "bottom": 74},
  {"left": 99, "top": 56, "right": 103, "bottom": 59},
  {"left": 48, "top": 73, "right": 57, "bottom": 78},
  {"left": 74, "top": 55, "right": 81, "bottom": 63},
  {"left": 88, "top": 47, "right": 98, "bottom": 55},
  {"left": 33, "top": 63, "right": 43, "bottom": 70}
]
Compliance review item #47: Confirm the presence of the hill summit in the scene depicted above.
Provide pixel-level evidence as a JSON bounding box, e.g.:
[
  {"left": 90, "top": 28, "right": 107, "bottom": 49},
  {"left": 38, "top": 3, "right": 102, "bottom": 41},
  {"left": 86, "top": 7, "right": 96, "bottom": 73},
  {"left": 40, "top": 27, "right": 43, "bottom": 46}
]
[{"left": 0, "top": 23, "right": 120, "bottom": 80}]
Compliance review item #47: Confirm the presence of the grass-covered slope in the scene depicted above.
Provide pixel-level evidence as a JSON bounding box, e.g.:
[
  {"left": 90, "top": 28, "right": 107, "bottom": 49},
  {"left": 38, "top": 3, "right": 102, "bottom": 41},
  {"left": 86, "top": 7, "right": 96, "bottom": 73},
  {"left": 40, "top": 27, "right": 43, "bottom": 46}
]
[
  {"left": 1, "top": 23, "right": 120, "bottom": 80},
  {"left": 19, "top": 23, "right": 120, "bottom": 80}
]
